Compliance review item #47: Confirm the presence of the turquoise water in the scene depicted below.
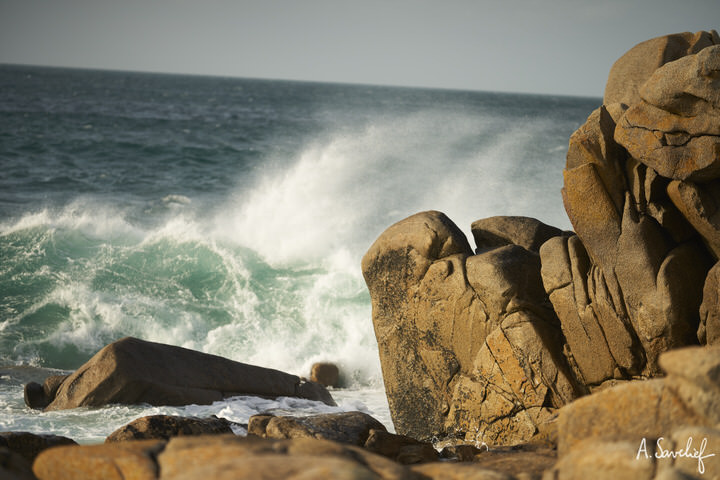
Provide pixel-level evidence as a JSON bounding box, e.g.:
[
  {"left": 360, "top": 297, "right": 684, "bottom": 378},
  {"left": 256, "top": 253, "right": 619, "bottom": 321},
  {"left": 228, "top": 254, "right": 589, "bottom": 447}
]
[{"left": 0, "top": 64, "right": 599, "bottom": 440}]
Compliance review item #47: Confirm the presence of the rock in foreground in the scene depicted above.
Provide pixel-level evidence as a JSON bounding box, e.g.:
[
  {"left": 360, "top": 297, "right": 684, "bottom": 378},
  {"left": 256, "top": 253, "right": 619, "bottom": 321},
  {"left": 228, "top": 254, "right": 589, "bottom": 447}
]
[
  {"left": 105, "top": 415, "right": 235, "bottom": 442},
  {"left": 25, "top": 337, "right": 335, "bottom": 411}
]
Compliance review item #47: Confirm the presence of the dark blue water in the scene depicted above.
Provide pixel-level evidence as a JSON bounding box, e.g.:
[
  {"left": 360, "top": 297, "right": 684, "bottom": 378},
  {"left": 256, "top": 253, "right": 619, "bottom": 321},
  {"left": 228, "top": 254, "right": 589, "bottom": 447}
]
[{"left": 0, "top": 64, "right": 600, "bottom": 440}]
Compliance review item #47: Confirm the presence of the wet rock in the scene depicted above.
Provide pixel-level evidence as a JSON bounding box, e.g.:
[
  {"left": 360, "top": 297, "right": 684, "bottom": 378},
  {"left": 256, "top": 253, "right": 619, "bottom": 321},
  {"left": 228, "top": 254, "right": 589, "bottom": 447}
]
[
  {"left": 0, "top": 432, "right": 76, "bottom": 464},
  {"left": 23, "top": 375, "right": 68, "bottom": 410},
  {"left": 31, "top": 337, "right": 335, "bottom": 411},
  {"left": 105, "top": 415, "right": 234, "bottom": 442},
  {"left": 363, "top": 429, "right": 438, "bottom": 464},
  {"left": 0, "top": 448, "right": 34, "bottom": 480},
  {"left": 310, "top": 362, "right": 340, "bottom": 388},
  {"left": 249, "top": 411, "right": 387, "bottom": 447}
]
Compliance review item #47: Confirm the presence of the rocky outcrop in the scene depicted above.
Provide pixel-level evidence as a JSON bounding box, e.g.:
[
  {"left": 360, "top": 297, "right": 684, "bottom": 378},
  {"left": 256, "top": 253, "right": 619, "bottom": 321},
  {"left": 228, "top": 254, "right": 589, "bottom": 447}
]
[
  {"left": 105, "top": 415, "right": 235, "bottom": 442},
  {"left": 26, "top": 337, "right": 335, "bottom": 411},
  {"left": 363, "top": 212, "right": 581, "bottom": 444},
  {"left": 363, "top": 31, "right": 720, "bottom": 450}
]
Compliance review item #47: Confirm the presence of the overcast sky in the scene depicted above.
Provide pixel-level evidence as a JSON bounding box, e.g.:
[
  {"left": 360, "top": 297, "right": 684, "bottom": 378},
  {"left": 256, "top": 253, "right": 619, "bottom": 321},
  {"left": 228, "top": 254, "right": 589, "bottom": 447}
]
[{"left": 0, "top": 0, "right": 718, "bottom": 97}]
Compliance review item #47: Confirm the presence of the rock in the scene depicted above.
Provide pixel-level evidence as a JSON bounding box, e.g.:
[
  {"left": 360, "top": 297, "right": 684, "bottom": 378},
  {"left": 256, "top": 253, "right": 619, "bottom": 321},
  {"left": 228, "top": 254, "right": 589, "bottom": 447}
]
[
  {"left": 310, "top": 362, "right": 340, "bottom": 388},
  {"left": 668, "top": 180, "right": 720, "bottom": 260},
  {"left": 249, "top": 411, "right": 387, "bottom": 446},
  {"left": 700, "top": 262, "right": 720, "bottom": 345},
  {"left": 556, "top": 379, "right": 702, "bottom": 456},
  {"left": 362, "top": 211, "right": 579, "bottom": 445},
  {"left": 0, "top": 448, "right": 35, "bottom": 480},
  {"left": 411, "top": 463, "right": 514, "bottom": 480},
  {"left": 603, "top": 30, "right": 719, "bottom": 107},
  {"left": 32, "top": 337, "right": 334, "bottom": 411},
  {"left": 157, "top": 435, "right": 418, "bottom": 480},
  {"left": 362, "top": 211, "right": 476, "bottom": 441},
  {"left": 445, "top": 310, "right": 579, "bottom": 446},
  {"left": 105, "top": 415, "right": 234, "bottom": 442},
  {"left": 557, "top": 345, "right": 720, "bottom": 457},
  {"left": 657, "top": 427, "right": 720, "bottom": 479},
  {"left": 363, "top": 429, "right": 438, "bottom": 464},
  {"left": 548, "top": 439, "right": 656, "bottom": 480},
  {"left": 33, "top": 439, "right": 165, "bottom": 480},
  {"left": 23, "top": 374, "right": 68, "bottom": 410},
  {"left": 0, "top": 432, "right": 76, "bottom": 464},
  {"left": 470, "top": 216, "right": 565, "bottom": 253},
  {"left": 659, "top": 345, "right": 720, "bottom": 425},
  {"left": 615, "top": 45, "right": 720, "bottom": 182},
  {"left": 560, "top": 99, "right": 712, "bottom": 378}
]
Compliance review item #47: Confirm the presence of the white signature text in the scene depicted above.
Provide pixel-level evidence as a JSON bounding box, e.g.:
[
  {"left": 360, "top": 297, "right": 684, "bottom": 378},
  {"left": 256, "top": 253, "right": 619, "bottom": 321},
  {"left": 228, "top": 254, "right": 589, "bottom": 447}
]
[{"left": 637, "top": 437, "right": 716, "bottom": 474}]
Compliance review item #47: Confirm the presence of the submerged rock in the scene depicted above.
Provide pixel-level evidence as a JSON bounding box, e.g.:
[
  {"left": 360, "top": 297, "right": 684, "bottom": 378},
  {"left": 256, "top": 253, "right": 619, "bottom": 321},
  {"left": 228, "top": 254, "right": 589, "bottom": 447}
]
[{"left": 28, "top": 337, "right": 335, "bottom": 411}]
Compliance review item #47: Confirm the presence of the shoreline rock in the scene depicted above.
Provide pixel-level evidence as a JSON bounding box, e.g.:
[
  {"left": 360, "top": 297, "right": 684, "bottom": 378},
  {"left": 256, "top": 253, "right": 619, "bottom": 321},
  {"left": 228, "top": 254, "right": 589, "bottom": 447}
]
[{"left": 25, "top": 337, "right": 335, "bottom": 411}]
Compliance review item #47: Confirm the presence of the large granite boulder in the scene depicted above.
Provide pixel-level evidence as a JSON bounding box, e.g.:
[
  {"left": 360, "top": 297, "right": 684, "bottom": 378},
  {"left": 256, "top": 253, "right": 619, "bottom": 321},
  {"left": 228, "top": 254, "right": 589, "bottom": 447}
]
[
  {"left": 556, "top": 81, "right": 714, "bottom": 380},
  {"left": 615, "top": 45, "right": 720, "bottom": 182},
  {"left": 603, "top": 30, "right": 719, "bottom": 107},
  {"left": 362, "top": 211, "right": 580, "bottom": 444},
  {"left": 26, "top": 337, "right": 335, "bottom": 411}
]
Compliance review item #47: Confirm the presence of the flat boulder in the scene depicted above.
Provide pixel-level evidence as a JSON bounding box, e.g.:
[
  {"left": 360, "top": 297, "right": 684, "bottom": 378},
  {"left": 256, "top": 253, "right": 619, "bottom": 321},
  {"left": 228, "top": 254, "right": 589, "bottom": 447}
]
[
  {"left": 248, "top": 411, "right": 387, "bottom": 447},
  {"left": 28, "top": 337, "right": 335, "bottom": 411},
  {"left": 105, "top": 415, "right": 235, "bottom": 442}
]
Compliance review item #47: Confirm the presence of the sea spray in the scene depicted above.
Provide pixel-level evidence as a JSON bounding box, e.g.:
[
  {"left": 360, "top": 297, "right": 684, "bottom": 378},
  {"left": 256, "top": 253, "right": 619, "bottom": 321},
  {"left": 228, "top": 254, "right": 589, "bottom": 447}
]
[{"left": 0, "top": 65, "right": 599, "bottom": 441}]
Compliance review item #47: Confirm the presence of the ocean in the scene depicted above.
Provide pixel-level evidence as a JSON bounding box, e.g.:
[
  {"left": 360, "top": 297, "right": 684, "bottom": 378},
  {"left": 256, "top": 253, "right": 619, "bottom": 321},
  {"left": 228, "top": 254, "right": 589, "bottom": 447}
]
[{"left": 0, "top": 64, "right": 600, "bottom": 443}]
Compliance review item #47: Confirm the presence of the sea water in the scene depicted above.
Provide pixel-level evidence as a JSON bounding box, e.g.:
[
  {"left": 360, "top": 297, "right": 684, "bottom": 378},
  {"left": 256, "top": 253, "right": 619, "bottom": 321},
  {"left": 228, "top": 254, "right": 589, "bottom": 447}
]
[{"left": 0, "top": 65, "right": 600, "bottom": 443}]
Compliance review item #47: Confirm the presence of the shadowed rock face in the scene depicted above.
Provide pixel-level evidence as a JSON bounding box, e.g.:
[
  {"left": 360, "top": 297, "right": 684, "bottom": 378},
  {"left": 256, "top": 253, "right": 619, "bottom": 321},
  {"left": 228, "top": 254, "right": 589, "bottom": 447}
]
[
  {"left": 363, "top": 31, "right": 720, "bottom": 447},
  {"left": 26, "top": 337, "right": 335, "bottom": 411}
]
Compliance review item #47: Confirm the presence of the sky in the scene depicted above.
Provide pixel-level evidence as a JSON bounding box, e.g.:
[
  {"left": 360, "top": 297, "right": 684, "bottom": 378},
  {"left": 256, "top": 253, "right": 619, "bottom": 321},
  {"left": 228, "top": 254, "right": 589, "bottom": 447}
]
[{"left": 0, "top": 0, "right": 718, "bottom": 97}]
